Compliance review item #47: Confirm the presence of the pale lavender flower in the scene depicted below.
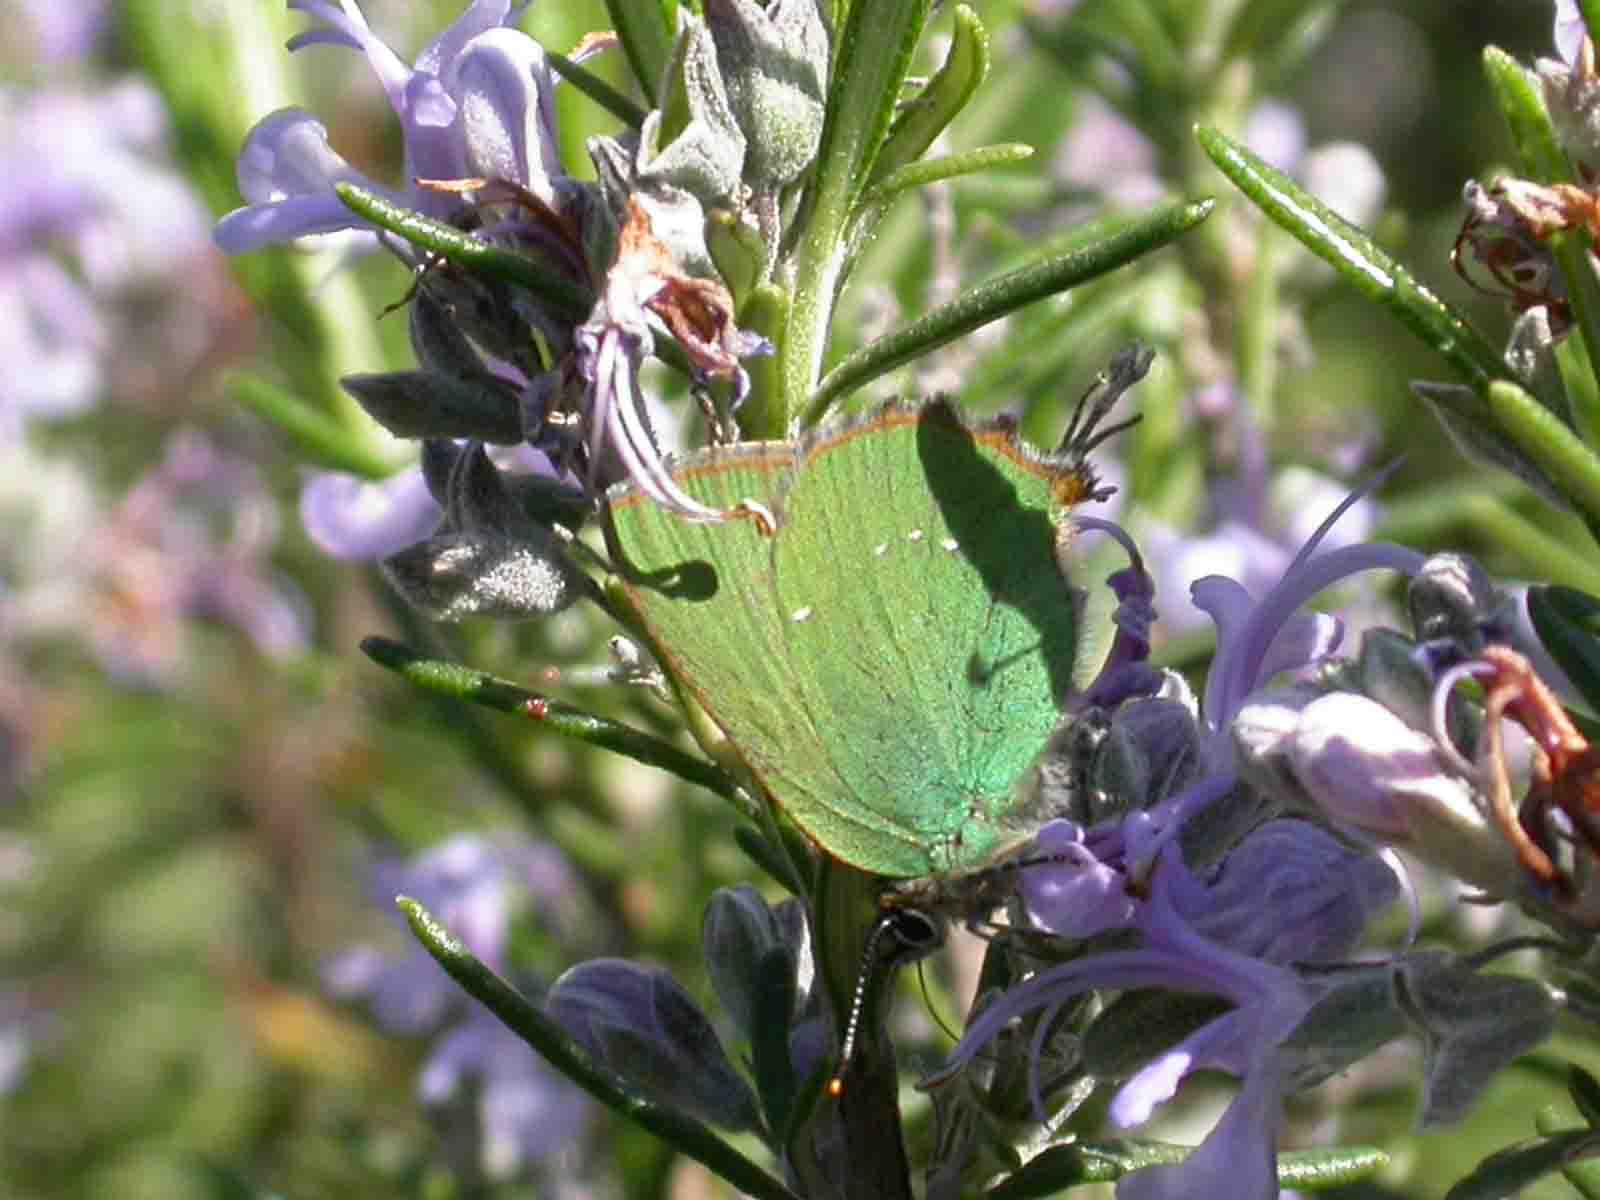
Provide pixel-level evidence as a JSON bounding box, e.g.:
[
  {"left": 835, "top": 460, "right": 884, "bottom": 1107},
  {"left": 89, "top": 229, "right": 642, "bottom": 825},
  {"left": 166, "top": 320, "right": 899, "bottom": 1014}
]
[
  {"left": 940, "top": 498, "right": 1425, "bottom": 1200},
  {"left": 1242, "top": 101, "right": 1308, "bottom": 174},
  {"left": 575, "top": 201, "right": 770, "bottom": 521},
  {"left": 1171, "top": 819, "right": 1399, "bottom": 964},
  {"left": 421, "top": 1006, "right": 591, "bottom": 1179},
  {"left": 1143, "top": 383, "right": 1383, "bottom": 643},
  {"left": 1053, "top": 95, "right": 1164, "bottom": 210},
  {"left": 0, "top": 81, "right": 212, "bottom": 431},
  {"left": 87, "top": 431, "right": 309, "bottom": 679},
  {"left": 300, "top": 468, "right": 442, "bottom": 561},
  {"left": 1556, "top": 0, "right": 1588, "bottom": 65},
  {"left": 1, "top": 431, "right": 308, "bottom": 681},
  {"left": 326, "top": 832, "right": 578, "bottom": 1030},
  {"left": 15, "top": 0, "right": 110, "bottom": 62},
  {"left": 214, "top": 0, "right": 562, "bottom": 254},
  {"left": 301, "top": 440, "right": 582, "bottom": 561},
  {"left": 326, "top": 833, "right": 591, "bottom": 1175}
]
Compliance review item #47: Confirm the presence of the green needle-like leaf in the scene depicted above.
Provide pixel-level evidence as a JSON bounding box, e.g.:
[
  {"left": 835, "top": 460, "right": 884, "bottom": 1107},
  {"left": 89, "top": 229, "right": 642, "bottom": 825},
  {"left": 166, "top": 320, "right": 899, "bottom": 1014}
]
[
  {"left": 227, "top": 373, "right": 395, "bottom": 480},
  {"left": 986, "top": 1138, "right": 1387, "bottom": 1198},
  {"left": 1275, "top": 1146, "right": 1393, "bottom": 1190},
  {"left": 360, "top": 637, "right": 749, "bottom": 812},
  {"left": 399, "top": 898, "right": 800, "bottom": 1200},
  {"left": 1488, "top": 379, "right": 1600, "bottom": 528},
  {"left": 333, "top": 183, "right": 593, "bottom": 321},
  {"left": 547, "top": 48, "right": 647, "bottom": 129},
  {"left": 807, "top": 198, "right": 1213, "bottom": 421},
  {"left": 1528, "top": 585, "right": 1600, "bottom": 714},
  {"left": 1482, "top": 47, "right": 1568, "bottom": 183},
  {"left": 859, "top": 143, "right": 1034, "bottom": 209},
  {"left": 868, "top": 4, "right": 990, "bottom": 189},
  {"left": 1197, "top": 125, "right": 1505, "bottom": 389},
  {"left": 1573, "top": 1065, "right": 1600, "bottom": 1129},
  {"left": 1446, "top": 1130, "right": 1600, "bottom": 1200},
  {"left": 605, "top": 0, "right": 677, "bottom": 100}
]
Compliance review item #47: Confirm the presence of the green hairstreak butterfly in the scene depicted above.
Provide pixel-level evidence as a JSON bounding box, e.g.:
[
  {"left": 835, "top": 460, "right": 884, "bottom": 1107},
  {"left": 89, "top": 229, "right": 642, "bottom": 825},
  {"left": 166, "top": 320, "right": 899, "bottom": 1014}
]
[{"left": 602, "top": 364, "right": 1143, "bottom": 880}]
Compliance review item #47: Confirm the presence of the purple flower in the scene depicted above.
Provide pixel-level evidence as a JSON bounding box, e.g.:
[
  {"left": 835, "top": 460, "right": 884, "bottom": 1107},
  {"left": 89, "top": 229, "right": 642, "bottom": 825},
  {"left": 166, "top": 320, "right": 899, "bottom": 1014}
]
[
  {"left": 326, "top": 833, "right": 591, "bottom": 1175},
  {"left": 16, "top": 0, "right": 109, "bottom": 62},
  {"left": 92, "top": 432, "right": 310, "bottom": 676},
  {"left": 1143, "top": 387, "right": 1383, "bottom": 644},
  {"left": 1052, "top": 95, "right": 1164, "bottom": 211},
  {"left": 946, "top": 839, "right": 1334, "bottom": 1200},
  {"left": 1169, "top": 819, "right": 1399, "bottom": 964},
  {"left": 0, "top": 432, "right": 308, "bottom": 681},
  {"left": 0, "top": 82, "right": 211, "bottom": 431},
  {"left": 575, "top": 199, "right": 770, "bottom": 522},
  {"left": 326, "top": 832, "right": 578, "bottom": 1032},
  {"left": 214, "top": 0, "right": 562, "bottom": 254},
  {"left": 420, "top": 1006, "right": 591, "bottom": 1179},
  {"left": 937, "top": 489, "right": 1430, "bottom": 1197},
  {"left": 1555, "top": 0, "right": 1588, "bottom": 65},
  {"left": 300, "top": 468, "right": 442, "bottom": 561},
  {"left": 1242, "top": 101, "right": 1385, "bottom": 229}
]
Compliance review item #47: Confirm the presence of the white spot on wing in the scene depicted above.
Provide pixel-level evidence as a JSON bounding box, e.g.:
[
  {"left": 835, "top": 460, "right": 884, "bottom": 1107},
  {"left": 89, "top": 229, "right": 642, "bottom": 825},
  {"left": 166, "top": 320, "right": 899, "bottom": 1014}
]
[
  {"left": 942, "top": 537, "right": 959, "bottom": 552},
  {"left": 907, "top": 529, "right": 925, "bottom": 542},
  {"left": 791, "top": 606, "right": 814, "bottom": 623},
  {"left": 874, "top": 542, "right": 889, "bottom": 557}
]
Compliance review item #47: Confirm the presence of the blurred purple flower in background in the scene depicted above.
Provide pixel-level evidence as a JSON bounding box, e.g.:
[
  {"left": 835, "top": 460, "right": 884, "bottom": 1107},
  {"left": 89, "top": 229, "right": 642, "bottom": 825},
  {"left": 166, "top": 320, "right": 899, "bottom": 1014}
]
[
  {"left": 0, "top": 431, "right": 308, "bottom": 682},
  {"left": 1053, "top": 95, "right": 1164, "bottom": 212},
  {"left": 12, "top": 0, "right": 109, "bottom": 64},
  {"left": 0, "top": 80, "right": 214, "bottom": 433},
  {"left": 324, "top": 833, "right": 592, "bottom": 1176},
  {"left": 1142, "top": 394, "right": 1382, "bottom": 642}
]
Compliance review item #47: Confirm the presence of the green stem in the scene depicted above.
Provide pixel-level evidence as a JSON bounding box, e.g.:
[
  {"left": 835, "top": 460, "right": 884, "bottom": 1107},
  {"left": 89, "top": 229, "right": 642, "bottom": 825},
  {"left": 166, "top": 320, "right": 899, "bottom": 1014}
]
[{"left": 778, "top": 0, "right": 932, "bottom": 426}]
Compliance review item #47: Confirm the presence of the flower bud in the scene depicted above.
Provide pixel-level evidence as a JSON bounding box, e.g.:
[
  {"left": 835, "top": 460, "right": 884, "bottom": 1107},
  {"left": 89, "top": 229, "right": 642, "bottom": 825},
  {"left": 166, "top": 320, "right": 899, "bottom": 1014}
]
[
  {"left": 547, "top": 959, "right": 762, "bottom": 1131},
  {"left": 640, "top": 14, "right": 747, "bottom": 207},
  {"left": 1286, "top": 692, "right": 1526, "bottom": 898},
  {"left": 704, "top": 0, "right": 829, "bottom": 190},
  {"left": 702, "top": 884, "right": 810, "bottom": 1040}
]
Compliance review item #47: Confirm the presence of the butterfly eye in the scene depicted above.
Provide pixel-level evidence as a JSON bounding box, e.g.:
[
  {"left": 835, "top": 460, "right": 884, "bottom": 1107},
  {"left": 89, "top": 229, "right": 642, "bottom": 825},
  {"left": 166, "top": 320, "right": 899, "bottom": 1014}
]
[{"left": 886, "top": 906, "right": 945, "bottom": 959}]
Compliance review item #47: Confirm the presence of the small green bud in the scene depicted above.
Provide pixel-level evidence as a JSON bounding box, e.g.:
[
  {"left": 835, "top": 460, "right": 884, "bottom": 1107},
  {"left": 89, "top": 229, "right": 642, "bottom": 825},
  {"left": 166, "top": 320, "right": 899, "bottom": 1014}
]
[
  {"left": 704, "top": 0, "right": 829, "bottom": 190},
  {"left": 641, "top": 13, "right": 747, "bottom": 206}
]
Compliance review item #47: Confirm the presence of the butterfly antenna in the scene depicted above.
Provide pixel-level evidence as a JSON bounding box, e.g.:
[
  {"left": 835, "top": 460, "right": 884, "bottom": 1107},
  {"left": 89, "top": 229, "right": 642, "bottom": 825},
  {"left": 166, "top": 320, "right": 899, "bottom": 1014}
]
[
  {"left": 1059, "top": 344, "right": 1153, "bottom": 459},
  {"left": 828, "top": 914, "right": 897, "bottom": 1098},
  {"left": 827, "top": 907, "right": 944, "bottom": 1097}
]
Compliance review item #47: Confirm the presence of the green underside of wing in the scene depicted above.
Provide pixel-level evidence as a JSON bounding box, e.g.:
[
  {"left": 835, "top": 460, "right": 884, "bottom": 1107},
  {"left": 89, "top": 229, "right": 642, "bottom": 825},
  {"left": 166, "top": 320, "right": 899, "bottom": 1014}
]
[{"left": 604, "top": 406, "right": 1092, "bottom": 879}]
